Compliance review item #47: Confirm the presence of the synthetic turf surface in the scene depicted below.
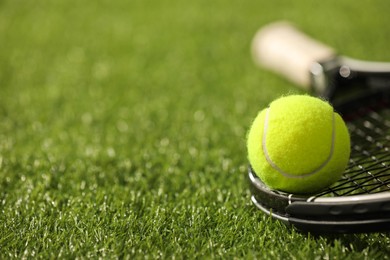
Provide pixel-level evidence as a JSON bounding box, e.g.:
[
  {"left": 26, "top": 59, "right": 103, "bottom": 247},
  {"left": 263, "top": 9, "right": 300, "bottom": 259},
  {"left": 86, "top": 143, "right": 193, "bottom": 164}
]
[{"left": 1, "top": 0, "right": 390, "bottom": 258}]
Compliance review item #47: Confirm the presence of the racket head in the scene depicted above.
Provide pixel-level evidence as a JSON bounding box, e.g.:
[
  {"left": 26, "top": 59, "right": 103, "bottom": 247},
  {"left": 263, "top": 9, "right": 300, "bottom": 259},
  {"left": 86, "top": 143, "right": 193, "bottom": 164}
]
[{"left": 248, "top": 88, "right": 390, "bottom": 233}]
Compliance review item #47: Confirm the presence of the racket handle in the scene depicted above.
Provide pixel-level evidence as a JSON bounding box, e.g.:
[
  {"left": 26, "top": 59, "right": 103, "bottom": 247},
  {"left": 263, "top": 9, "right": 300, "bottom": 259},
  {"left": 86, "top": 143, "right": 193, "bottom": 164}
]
[{"left": 251, "top": 21, "right": 335, "bottom": 90}]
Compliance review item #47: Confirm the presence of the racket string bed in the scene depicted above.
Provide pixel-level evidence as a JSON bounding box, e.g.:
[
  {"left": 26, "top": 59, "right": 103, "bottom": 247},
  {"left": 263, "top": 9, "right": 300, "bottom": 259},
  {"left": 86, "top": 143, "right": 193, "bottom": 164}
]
[{"left": 321, "top": 103, "right": 390, "bottom": 198}]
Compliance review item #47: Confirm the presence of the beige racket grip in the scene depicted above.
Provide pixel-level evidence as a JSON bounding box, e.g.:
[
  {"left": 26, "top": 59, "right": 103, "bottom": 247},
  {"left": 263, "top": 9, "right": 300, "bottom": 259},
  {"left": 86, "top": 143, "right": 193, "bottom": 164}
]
[{"left": 251, "top": 21, "right": 335, "bottom": 89}]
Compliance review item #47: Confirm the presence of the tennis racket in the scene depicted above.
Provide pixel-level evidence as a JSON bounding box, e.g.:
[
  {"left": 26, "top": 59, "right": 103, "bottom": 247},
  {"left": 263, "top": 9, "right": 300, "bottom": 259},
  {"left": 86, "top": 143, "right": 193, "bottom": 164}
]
[{"left": 249, "top": 21, "right": 390, "bottom": 234}]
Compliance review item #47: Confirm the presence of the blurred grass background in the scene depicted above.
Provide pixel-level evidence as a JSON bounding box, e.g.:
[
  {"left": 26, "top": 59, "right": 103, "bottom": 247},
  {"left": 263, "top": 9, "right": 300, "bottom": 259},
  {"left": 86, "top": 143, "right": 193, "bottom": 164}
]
[{"left": 1, "top": 0, "right": 390, "bottom": 258}]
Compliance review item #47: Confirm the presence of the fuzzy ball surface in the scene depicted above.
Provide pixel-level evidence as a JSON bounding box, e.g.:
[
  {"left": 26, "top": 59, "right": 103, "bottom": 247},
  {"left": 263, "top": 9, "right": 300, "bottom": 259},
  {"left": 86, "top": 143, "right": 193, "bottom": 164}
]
[{"left": 247, "top": 95, "right": 351, "bottom": 194}]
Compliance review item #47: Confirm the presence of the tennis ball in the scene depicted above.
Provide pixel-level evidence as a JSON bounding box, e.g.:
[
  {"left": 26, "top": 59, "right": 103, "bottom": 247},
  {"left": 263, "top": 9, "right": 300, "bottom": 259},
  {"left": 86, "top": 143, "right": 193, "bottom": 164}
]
[{"left": 247, "top": 95, "right": 350, "bottom": 194}]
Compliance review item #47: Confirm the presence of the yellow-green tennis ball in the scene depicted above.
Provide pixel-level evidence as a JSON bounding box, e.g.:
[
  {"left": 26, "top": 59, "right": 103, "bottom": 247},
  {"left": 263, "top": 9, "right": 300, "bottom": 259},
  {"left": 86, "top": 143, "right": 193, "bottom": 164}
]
[{"left": 247, "top": 95, "right": 351, "bottom": 194}]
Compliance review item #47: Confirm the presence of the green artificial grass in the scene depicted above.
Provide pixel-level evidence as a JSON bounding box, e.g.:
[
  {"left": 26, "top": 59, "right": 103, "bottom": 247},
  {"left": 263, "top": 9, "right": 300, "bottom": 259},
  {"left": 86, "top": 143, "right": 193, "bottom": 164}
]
[{"left": 1, "top": 0, "right": 390, "bottom": 258}]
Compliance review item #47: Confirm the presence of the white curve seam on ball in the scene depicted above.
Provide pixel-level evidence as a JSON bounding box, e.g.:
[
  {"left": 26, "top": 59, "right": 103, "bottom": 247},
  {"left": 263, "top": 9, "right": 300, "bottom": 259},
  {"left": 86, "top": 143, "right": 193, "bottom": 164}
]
[{"left": 262, "top": 108, "right": 335, "bottom": 178}]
